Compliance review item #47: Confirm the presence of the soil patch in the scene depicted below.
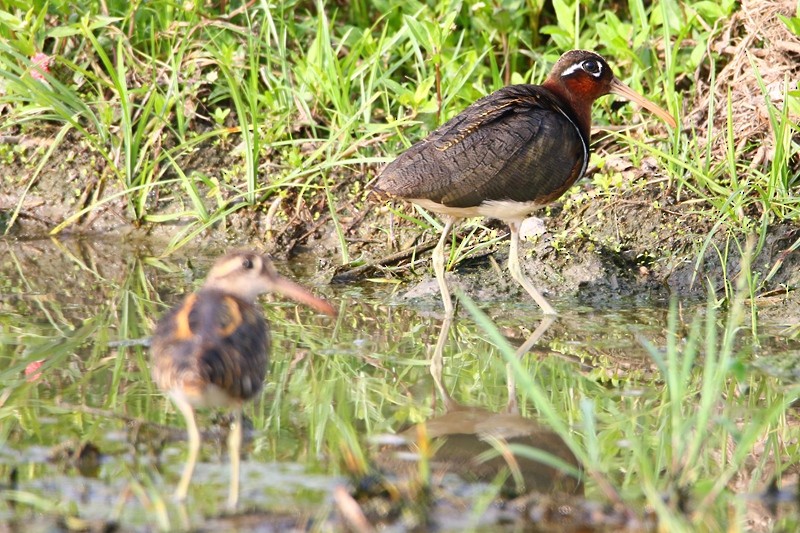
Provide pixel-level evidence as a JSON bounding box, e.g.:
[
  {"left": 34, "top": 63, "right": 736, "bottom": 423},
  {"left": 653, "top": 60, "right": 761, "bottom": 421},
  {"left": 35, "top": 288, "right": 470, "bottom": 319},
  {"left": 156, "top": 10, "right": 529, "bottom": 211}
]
[{"left": 1, "top": 1, "right": 799, "bottom": 316}]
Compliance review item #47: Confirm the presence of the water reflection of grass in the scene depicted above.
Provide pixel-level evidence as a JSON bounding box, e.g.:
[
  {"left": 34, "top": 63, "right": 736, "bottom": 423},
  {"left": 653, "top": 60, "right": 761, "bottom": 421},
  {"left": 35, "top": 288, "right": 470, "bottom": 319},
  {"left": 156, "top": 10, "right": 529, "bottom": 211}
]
[
  {"left": 1, "top": 243, "right": 799, "bottom": 530},
  {"left": 464, "top": 289, "right": 800, "bottom": 530}
]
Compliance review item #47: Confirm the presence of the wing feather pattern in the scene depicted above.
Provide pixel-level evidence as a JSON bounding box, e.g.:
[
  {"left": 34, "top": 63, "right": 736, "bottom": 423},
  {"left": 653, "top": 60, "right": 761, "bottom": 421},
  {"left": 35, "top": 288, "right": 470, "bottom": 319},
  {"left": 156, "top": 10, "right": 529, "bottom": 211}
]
[
  {"left": 376, "top": 85, "right": 587, "bottom": 208},
  {"left": 151, "top": 290, "right": 269, "bottom": 404}
]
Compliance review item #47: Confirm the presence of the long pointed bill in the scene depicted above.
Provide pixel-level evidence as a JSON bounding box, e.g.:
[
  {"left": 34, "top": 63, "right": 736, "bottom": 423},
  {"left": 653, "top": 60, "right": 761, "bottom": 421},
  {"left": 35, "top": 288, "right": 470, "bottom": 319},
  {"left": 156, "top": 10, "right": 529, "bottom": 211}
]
[
  {"left": 610, "top": 78, "right": 677, "bottom": 129},
  {"left": 271, "top": 277, "right": 337, "bottom": 317}
]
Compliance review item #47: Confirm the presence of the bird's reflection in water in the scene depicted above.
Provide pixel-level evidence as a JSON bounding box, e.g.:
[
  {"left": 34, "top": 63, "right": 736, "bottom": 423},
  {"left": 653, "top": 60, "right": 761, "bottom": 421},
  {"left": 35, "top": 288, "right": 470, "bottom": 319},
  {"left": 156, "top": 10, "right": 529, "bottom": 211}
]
[{"left": 380, "top": 314, "right": 582, "bottom": 497}]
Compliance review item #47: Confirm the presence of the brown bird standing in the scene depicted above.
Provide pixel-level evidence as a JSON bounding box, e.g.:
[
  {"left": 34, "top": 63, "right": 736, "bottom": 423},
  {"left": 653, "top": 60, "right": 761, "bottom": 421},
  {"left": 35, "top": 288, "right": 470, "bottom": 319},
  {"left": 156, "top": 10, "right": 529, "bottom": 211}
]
[
  {"left": 373, "top": 50, "right": 677, "bottom": 315},
  {"left": 150, "top": 251, "right": 336, "bottom": 510}
]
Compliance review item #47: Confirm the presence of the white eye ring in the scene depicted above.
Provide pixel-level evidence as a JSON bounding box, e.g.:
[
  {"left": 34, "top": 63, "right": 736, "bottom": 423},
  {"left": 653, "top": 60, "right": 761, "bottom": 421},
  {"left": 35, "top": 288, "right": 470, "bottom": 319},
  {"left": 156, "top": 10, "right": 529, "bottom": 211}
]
[
  {"left": 561, "top": 58, "right": 604, "bottom": 78},
  {"left": 582, "top": 59, "right": 603, "bottom": 77}
]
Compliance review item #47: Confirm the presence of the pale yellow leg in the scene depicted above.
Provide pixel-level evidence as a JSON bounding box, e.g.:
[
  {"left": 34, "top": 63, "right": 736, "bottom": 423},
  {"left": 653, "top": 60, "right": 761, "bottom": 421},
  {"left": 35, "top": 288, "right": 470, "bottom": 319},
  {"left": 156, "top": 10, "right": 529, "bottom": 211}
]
[
  {"left": 430, "top": 315, "right": 457, "bottom": 411},
  {"left": 173, "top": 396, "right": 200, "bottom": 502},
  {"left": 432, "top": 217, "right": 456, "bottom": 316},
  {"left": 226, "top": 408, "right": 242, "bottom": 511},
  {"left": 506, "top": 315, "right": 556, "bottom": 413},
  {"left": 507, "top": 221, "right": 557, "bottom": 316}
]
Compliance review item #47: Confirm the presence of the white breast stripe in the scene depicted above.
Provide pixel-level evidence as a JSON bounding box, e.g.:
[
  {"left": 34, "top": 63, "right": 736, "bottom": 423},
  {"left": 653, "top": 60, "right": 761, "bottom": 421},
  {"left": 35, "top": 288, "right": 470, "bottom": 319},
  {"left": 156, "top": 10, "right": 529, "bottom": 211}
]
[{"left": 410, "top": 197, "right": 544, "bottom": 222}]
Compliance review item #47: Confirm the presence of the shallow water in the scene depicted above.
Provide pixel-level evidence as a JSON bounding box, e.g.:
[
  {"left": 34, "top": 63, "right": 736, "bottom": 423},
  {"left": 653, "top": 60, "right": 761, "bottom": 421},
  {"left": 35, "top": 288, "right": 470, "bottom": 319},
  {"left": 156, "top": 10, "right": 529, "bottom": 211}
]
[{"left": 1, "top": 238, "right": 798, "bottom": 531}]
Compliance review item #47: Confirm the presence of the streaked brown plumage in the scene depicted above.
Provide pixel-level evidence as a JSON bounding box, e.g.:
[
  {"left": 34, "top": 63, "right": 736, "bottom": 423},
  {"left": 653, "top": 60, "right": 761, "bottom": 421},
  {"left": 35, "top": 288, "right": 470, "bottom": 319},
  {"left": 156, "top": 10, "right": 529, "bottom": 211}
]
[
  {"left": 373, "top": 50, "right": 677, "bottom": 316},
  {"left": 151, "top": 251, "right": 336, "bottom": 510}
]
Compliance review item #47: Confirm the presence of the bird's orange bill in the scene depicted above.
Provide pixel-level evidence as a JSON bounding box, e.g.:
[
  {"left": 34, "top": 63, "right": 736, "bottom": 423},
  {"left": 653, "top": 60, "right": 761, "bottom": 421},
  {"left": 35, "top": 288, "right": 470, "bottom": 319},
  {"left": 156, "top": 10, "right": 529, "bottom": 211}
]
[
  {"left": 610, "top": 78, "right": 677, "bottom": 129},
  {"left": 272, "top": 276, "right": 337, "bottom": 317}
]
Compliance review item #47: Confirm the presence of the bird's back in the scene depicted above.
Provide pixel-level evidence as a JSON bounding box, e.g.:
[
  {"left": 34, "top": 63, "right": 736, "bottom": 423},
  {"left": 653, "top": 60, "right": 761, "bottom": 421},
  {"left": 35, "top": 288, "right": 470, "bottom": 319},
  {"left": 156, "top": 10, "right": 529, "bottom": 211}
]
[
  {"left": 374, "top": 84, "right": 587, "bottom": 209},
  {"left": 151, "top": 289, "right": 270, "bottom": 408}
]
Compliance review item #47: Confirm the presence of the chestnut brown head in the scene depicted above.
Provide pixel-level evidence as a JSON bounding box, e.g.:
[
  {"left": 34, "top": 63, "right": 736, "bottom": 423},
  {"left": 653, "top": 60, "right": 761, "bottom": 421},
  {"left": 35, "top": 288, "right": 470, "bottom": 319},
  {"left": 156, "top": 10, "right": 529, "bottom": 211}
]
[{"left": 543, "top": 49, "right": 677, "bottom": 131}]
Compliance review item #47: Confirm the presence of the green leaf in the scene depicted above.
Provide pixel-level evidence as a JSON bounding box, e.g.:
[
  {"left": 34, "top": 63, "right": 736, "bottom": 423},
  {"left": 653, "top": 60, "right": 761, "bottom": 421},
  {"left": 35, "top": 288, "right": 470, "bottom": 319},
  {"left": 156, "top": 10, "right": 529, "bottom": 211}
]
[
  {"left": 0, "top": 10, "right": 26, "bottom": 31},
  {"left": 47, "top": 16, "right": 122, "bottom": 38},
  {"left": 402, "top": 14, "right": 433, "bottom": 52},
  {"left": 778, "top": 14, "right": 800, "bottom": 36},
  {"left": 693, "top": 1, "right": 733, "bottom": 22}
]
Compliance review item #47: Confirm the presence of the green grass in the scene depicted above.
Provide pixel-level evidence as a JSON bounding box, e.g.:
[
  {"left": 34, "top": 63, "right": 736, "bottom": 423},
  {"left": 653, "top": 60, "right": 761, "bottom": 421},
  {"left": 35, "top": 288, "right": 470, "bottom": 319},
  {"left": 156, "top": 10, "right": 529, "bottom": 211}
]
[
  {"left": 461, "top": 276, "right": 799, "bottom": 530},
  {"left": 1, "top": 1, "right": 794, "bottom": 236},
  {"left": 1, "top": 1, "right": 796, "bottom": 310},
  {"left": 1, "top": 242, "right": 798, "bottom": 531},
  {"left": 0, "top": 1, "right": 789, "bottom": 220},
  {"left": 1, "top": 2, "right": 799, "bottom": 528}
]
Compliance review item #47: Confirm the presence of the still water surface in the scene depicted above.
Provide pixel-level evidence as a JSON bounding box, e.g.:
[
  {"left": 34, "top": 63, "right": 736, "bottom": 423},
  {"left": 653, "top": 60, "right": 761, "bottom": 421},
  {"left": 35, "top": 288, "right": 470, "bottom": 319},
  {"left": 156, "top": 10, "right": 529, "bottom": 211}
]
[{"left": 1, "top": 238, "right": 798, "bottom": 531}]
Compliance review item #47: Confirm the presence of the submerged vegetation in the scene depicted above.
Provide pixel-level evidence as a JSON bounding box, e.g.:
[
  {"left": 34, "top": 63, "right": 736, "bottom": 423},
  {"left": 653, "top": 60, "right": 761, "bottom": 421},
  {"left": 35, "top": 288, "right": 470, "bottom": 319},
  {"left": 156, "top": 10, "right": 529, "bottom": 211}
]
[
  {"left": 0, "top": 241, "right": 799, "bottom": 531},
  {"left": 0, "top": 0, "right": 799, "bottom": 531},
  {"left": 1, "top": 239, "right": 799, "bottom": 531}
]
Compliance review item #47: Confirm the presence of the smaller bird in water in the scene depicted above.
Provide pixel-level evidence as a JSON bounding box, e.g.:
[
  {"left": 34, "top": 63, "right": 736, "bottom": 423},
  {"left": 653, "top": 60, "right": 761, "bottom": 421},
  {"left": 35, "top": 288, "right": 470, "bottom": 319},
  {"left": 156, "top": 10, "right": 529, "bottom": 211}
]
[
  {"left": 373, "top": 49, "right": 677, "bottom": 316},
  {"left": 150, "top": 251, "right": 336, "bottom": 510}
]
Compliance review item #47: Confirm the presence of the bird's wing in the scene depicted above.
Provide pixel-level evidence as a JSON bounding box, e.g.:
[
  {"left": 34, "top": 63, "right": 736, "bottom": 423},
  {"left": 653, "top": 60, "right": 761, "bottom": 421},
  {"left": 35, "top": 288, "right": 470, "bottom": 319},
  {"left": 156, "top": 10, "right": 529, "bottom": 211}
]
[
  {"left": 151, "top": 291, "right": 269, "bottom": 402},
  {"left": 193, "top": 292, "right": 270, "bottom": 401},
  {"left": 375, "top": 85, "right": 587, "bottom": 208}
]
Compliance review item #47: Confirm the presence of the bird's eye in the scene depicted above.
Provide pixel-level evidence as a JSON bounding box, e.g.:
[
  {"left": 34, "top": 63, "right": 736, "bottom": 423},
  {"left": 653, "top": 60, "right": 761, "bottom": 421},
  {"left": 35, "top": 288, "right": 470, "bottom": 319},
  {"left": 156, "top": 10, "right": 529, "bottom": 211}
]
[
  {"left": 242, "top": 258, "right": 254, "bottom": 269},
  {"left": 582, "top": 59, "right": 602, "bottom": 76}
]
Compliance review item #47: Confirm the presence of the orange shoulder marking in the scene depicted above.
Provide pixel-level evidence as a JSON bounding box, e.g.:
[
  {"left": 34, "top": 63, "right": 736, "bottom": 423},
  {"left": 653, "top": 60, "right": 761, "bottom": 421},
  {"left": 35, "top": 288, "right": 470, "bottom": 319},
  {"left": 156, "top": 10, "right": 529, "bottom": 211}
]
[
  {"left": 218, "top": 295, "right": 243, "bottom": 337},
  {"left": 172, "top": 293, "right": 198, "bottom": 340}
]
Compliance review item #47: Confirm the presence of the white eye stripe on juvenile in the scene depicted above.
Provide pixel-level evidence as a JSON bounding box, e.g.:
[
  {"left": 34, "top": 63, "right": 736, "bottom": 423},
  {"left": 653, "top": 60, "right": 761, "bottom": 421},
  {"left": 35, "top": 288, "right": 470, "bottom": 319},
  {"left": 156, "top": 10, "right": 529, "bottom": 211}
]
[{"left": 561, "top": 59, "right": 603, "bottom": 78}]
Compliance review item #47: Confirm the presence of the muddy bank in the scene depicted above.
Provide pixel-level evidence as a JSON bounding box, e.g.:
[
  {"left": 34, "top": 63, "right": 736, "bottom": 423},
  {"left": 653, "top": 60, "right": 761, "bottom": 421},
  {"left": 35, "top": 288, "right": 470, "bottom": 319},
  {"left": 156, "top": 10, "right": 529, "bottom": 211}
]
[
  {"left": 1, "top": 128, "right": 799, "bottom": 323},
  {"left": 1, "top": 0, "right": 798, "bottom": 318}
]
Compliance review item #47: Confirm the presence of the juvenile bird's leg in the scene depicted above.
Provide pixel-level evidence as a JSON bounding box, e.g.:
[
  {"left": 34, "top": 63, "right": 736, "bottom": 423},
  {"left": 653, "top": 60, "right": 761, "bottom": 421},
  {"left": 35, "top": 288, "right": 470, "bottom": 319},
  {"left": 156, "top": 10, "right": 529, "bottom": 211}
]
[
  {"left": 173, "top": 396, "right": 201, "bottom": 502},
  {"left": 227, "top": 407, "right": 243, "bottom": 511}
]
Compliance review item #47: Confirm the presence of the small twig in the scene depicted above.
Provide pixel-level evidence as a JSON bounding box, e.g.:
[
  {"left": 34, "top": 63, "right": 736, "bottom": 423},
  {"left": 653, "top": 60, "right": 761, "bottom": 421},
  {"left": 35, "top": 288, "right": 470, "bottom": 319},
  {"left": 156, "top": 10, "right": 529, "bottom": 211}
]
[
  {"left": 331, "top": 238, "right": 439, "bottom": 282},
  {"left": 337, "top": 132, "right": 392, "bottom": 160}
]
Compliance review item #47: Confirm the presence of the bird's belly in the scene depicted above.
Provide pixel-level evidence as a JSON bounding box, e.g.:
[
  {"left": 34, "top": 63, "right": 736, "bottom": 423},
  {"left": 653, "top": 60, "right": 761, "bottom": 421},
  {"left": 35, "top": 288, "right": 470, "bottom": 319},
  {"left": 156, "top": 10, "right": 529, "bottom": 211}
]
[
  {"left": 411, "top": 198, "right": 544, "bottom": 222},
  {"left": 169, "top": 382, "right": 244, "bottom": 409}
]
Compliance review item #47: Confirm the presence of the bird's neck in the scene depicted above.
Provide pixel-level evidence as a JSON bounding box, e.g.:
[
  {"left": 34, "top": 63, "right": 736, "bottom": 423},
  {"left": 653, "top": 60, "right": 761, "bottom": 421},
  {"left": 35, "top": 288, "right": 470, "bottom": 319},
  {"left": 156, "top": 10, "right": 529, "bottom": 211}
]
[
  {"left": 203, "top": 280, "right": 259, "bottom": 303},
  {"left": 541, "top": 79, "right": 594, "bottom": 141}
]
